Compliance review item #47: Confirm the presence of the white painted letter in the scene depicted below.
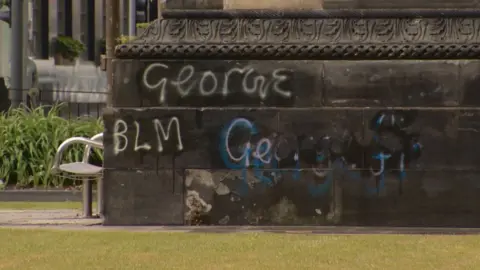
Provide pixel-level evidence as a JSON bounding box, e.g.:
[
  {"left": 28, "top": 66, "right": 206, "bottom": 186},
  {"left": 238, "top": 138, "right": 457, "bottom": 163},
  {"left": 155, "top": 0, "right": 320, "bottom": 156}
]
[
  {"left": 153, "top": 117, "right": 184, "bottom": 152},
  {"left": 199, "top": 70, "right": 218, "bottom": 96},
  {"left": 222, "top": 67, "right": 246, "bottom": 97},
  {"left": 142, "top": 63, "right": 170, "bottom": 104},
  {"left": 272, "top": 69, "right": 292, "bottom": 98},
  {"left": 113, "top": 119, "right": 128, "bottom": 155},
  {"left": 133, "top": 121, "right": 152, "bottom": 152},
  {"left": 242, "top": 69, "right": 271, "bottom": 100},
  {"left": 170, "top": 65, "right": 195, "bottom": 97}
]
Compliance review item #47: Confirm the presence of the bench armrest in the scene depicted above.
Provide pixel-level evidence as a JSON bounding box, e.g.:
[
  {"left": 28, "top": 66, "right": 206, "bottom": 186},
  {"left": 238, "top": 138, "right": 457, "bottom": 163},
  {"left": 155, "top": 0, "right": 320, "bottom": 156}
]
[{"left": 52, "top": 133, "right": 104, "bottom": 173}]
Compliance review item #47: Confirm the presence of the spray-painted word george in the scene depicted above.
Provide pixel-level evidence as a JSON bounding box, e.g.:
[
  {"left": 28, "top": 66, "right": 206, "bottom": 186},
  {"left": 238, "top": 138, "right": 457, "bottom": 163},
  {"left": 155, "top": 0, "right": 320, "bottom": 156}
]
[{"left": 142, "top": 63, "right": 293, "bottom": 104}]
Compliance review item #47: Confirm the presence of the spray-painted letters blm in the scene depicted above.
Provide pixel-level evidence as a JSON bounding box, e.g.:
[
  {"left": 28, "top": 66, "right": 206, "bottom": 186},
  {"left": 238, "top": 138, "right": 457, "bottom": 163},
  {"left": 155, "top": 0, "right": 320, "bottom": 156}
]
[
  {"left": 141, "top": 62, "right": 294, "bottom": 106},
  {"left": 112, "top": 117, "right": 183, "bottom": 155}
]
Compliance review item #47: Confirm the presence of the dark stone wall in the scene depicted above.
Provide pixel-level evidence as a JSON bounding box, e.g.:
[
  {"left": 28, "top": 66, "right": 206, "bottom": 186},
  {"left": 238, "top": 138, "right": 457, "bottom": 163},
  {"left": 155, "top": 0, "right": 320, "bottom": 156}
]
[{"left": 103, "top": 59, "right": 480, "bottom": 226}]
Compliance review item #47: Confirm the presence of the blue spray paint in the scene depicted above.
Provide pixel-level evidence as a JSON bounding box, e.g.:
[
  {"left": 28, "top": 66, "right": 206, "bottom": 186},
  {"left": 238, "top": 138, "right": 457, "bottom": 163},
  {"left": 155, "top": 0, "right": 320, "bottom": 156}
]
[
  {"left": 252, "top": 140, "right": 274, "bottom": 186},
  {"left": 376, "top": 113, "right": 386, "bottom": 127},
  {"left": 219, "top": 118, "right": 303, "bottom": 193},
  {"left": 219, "top": 118, "right": 257, "bottom": 194},
  {"left": 399, "top": 153, "right": 405, "bottom": 184},
  {"left": 366, "top": 152, "right": 391, "bottom": 195},
  {"left": 219, "top": 118, "right": 417, "bottom": 198}
]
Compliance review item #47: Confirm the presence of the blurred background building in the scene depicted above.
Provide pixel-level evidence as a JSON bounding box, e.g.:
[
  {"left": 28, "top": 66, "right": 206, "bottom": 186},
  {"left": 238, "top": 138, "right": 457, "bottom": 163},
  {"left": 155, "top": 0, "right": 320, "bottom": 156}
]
[
  {"left": 42, "top": 0, "right": 159, "bottom": 61},
  {"left": 0, "top": 0, "right": 161, "bottom": 115}
]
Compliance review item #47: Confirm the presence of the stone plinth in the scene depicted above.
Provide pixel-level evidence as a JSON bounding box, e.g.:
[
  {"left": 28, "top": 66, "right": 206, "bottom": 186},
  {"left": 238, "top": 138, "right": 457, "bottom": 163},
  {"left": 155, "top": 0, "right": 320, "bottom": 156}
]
[{"left": 102, "top": 10, "right": 480, "bottom": 226}]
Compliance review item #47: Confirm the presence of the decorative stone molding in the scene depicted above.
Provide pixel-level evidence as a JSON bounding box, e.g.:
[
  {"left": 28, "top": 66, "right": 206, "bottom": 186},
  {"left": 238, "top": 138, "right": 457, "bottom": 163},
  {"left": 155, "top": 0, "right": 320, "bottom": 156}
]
[
  {"left": 223, "top": 0, "right": 323, "bottom": 9},
  {"left": 115, "top": 10, "right": 480, "bottom": 59}
]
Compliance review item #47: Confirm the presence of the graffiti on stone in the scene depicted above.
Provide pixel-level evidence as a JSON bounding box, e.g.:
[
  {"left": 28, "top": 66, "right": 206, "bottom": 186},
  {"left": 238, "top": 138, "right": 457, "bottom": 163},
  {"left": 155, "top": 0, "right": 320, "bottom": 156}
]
[
  {"left": 181, "top": 110, "right": 423, "bottom": 225},
  {"left": 142, "top": 62, "right": 293, "bottom": 105},
  {"left": 134, "top": 61, "right": 311, "bottom": 107},
  {"left": 112, "top": 116, "right": 184, "bottom": 156},
  {"left": 105, "top": 59, "right": 480, "bottom": 227}
]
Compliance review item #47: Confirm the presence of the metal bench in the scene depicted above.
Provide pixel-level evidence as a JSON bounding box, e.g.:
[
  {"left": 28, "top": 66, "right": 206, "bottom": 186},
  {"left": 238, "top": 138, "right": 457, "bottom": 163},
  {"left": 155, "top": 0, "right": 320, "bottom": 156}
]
[{"left": 52, "top": 133, "right": 103, "bottom": 218}]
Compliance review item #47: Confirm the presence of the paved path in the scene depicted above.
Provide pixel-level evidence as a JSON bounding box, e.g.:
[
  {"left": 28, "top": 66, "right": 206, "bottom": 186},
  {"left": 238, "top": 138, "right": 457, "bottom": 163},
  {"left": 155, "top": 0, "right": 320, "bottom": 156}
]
[
  {"left": 2, "top": 210, "right": 480, "bottom": 234},
  {"left": 0, "top": 190, "right": 87, "bottom": 202},
  {"left": 0, "top": 210, "right": 101, "bottom": 226}
]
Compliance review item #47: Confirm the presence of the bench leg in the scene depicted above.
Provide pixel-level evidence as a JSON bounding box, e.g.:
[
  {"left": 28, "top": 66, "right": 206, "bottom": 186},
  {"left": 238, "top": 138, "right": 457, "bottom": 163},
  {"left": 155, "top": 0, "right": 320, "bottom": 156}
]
[
  {"left": 83, "top": 179, "right": 93, "bottom": 218},
  {"left": 97, "top": 178, "right": 103, "bottom": 217}
]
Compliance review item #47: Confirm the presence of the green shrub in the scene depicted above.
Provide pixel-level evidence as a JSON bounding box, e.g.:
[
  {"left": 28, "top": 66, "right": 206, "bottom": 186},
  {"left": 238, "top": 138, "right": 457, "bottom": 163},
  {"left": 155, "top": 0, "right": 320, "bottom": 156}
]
[
  {"left": 52, "top": 36, "right": 86, "bottom": 61},
  {"left": 0, "top": 104, "right": 103, "bottom": 188}
]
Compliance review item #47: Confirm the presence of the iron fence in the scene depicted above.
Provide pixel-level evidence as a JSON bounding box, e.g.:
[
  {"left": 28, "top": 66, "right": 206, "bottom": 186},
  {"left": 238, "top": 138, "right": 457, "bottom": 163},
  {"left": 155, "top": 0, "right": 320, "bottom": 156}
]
[
  {"left": 35, "top": 88, "right": 107, "bottom": 119},
  {"left": 3, "top": 87, "right": 107, "bottom": 120}
]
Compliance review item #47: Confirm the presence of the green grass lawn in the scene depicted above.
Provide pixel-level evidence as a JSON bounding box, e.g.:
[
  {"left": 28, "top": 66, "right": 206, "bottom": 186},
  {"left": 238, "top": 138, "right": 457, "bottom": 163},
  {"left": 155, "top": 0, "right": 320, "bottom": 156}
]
[
  {"left": 0, "top": 201, "right": 93, "bottom": 210},
  {"left": 0, "top": 202, "right": 479, "bottom": 269},
  {"left": 0, "top": 228, "right": 479, "bottom": 270}
]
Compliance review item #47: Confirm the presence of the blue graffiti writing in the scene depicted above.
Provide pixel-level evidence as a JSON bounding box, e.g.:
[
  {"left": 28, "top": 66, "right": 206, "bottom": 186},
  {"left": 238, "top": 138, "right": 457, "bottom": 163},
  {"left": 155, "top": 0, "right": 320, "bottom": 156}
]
[
  {"left": 219, "top": 118, "right": 298, "bottom": 194},
  {"left": 219, "top": 113, "right": 422, "bottom": 197}
]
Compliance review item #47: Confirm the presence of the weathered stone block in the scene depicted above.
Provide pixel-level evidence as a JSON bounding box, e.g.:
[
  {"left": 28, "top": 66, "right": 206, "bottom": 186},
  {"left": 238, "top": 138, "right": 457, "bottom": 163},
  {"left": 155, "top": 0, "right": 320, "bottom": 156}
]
[
  {"left": 323, "top": 60, "right": 468, "bottom": 107},
  {"left": 103, "top": 169, "right": 183, "bottom": 225}
]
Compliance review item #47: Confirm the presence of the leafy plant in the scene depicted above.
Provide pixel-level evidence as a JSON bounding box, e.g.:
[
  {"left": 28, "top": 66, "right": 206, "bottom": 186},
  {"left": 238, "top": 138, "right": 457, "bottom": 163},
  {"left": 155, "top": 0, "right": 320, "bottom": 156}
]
[
  {"left": 0, "top": 104, "right": 103, "bottom": 188},
  {"left": 136, "top": 23, "right": 150, "bottom": 29},
  {"left": 52, "top": 36, "right": 86, "bottom": 61},
  {"left": 116, "top": 35, "right": 136, "bottom": 44}
]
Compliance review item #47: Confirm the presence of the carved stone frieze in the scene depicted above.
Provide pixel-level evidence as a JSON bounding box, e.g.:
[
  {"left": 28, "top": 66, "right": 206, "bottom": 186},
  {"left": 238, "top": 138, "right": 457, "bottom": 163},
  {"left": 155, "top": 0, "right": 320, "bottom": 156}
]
[{"left": 116, "top": 10, "right": 480, "bottom": 59}]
